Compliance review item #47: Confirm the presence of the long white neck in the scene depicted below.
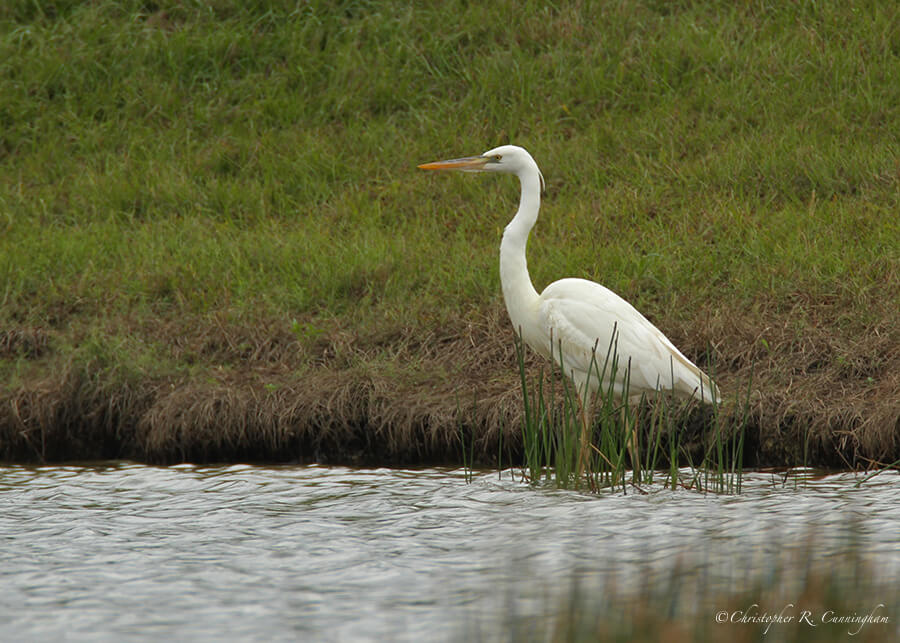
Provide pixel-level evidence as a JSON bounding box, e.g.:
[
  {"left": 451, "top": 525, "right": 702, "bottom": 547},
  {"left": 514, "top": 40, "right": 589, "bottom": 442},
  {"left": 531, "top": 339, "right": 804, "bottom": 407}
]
[{"left": 499, "top": 161, "right": 542, "bottom": 331}]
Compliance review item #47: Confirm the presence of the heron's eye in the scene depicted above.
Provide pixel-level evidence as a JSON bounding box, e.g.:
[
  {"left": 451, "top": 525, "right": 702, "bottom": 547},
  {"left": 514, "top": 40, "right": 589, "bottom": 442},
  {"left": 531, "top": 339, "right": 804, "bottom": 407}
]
[{"left": 492, "top": 154, "right": 502, "bottom": 162}]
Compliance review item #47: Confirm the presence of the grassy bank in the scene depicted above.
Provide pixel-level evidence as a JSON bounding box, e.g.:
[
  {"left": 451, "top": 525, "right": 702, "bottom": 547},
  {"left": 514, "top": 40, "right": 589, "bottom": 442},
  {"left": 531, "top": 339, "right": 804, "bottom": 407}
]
[{"left": 1, "top": 1, "right": 898, "bottom": 465}]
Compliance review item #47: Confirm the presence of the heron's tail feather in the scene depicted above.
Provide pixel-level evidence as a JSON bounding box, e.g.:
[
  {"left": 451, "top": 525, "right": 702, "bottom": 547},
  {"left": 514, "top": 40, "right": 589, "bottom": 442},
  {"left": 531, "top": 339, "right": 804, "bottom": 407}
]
[{"left": 668, "top": 349, "right": 721, "bottom": 405}]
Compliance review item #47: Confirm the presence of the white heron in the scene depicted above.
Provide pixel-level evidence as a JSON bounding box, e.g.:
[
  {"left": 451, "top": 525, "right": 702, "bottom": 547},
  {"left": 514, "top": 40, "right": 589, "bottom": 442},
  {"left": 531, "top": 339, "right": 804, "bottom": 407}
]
[{"left": 418, "top": 145, "right": 719, "bottom": 462}]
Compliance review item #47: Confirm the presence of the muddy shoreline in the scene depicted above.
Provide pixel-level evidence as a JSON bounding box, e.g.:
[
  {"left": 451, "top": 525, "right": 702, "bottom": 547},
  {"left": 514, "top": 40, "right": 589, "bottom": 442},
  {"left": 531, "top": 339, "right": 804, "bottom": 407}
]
[
  {"left": 2, "top": 311, "right": 897, "bottom": 469},
  {"left": 0, "top": 366, "right": 895, "bottom": 469}
]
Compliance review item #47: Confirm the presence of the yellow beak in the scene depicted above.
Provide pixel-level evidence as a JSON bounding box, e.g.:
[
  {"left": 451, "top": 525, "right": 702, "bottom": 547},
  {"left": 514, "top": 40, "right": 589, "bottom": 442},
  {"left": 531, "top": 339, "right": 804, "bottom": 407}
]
[{"left": 417, "top": 155, "right": 489, "bottom": 171}]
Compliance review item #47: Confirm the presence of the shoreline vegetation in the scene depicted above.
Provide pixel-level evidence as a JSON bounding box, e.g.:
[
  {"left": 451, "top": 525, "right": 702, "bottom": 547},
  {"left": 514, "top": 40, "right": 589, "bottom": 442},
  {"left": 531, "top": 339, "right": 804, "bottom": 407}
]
[{"left": 2, "top": 2, "right": 898, "bottom": 468}]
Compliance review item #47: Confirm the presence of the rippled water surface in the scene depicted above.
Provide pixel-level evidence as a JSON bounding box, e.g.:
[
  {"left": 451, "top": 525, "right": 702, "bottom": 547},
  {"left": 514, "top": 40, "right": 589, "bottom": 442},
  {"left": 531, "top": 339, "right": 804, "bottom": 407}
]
[{"left": 1, "top": 464, "right": 897, "bottom": 641}]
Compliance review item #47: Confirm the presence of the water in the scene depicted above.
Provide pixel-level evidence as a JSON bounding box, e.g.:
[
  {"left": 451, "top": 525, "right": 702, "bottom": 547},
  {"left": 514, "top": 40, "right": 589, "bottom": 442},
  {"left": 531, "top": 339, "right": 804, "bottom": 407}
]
[{"left": 1, "top": 464, "right": 897, "bottom": 641}]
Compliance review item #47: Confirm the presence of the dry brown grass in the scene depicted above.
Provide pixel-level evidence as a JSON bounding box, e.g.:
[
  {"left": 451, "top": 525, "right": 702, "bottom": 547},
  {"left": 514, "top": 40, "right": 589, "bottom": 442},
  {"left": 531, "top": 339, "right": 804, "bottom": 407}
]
[
  {"left": 677, "top": 297, "right": 900, "bottom": 468},
  {"left": 1, "top": 328, "right": 51, "bottom": 360},
  {"left": 1, "top": 302, "right": 897, "bottom": 467}
]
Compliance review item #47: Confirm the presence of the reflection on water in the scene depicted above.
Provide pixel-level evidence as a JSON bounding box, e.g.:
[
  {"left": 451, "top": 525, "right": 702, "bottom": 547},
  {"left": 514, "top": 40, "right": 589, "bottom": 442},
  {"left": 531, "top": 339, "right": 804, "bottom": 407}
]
[{"left": 0, "top": 464, "right": 897, "bottom": 641}]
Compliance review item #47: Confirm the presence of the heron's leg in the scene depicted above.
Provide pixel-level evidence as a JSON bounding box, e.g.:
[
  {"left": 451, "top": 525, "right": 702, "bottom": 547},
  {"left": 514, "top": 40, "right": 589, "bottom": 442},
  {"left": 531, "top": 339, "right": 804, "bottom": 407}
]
[
  {"left": 621, "top": 406, "right": 639, "bottom": 482},
  {"left": 575, "top": 390, "right": 592, "bottom": 486}
]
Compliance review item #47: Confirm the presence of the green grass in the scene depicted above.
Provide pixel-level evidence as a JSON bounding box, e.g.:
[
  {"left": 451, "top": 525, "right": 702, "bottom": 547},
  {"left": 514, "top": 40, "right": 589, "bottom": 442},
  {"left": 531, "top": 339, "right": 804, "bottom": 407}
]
[
  {"left": 1, "top": 1, "right": 898, "bottom": 464},
  {"left": 3, "top": 1, "right": 897, "bottom": 321}
]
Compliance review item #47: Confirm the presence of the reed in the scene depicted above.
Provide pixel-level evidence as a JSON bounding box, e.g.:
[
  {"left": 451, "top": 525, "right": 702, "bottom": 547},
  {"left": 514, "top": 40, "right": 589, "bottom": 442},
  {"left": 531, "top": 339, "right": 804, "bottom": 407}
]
[
  {"left": 456, "top": 392, "right": 477, "bottom": 484},
  {"left": 514, "top": 331, "right": 750, "bottom": 494},
  {"left": 515, "top": 331, "right": 624, "bottom": 492}
]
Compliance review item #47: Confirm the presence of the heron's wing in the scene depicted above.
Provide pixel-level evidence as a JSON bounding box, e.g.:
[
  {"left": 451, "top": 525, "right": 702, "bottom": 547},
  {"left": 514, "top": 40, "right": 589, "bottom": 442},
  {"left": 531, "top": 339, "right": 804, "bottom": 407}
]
[{"left": 537, "top": 278, "right": 716, "bottom": 400}]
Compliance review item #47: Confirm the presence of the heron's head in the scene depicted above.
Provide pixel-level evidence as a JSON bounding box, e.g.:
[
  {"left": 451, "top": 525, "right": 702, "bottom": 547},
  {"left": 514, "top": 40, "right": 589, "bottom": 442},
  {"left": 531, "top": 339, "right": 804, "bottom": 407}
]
[{"left": 418, "top": 145, "right": 545, "bottom": 190}]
